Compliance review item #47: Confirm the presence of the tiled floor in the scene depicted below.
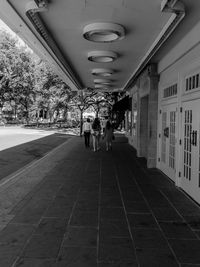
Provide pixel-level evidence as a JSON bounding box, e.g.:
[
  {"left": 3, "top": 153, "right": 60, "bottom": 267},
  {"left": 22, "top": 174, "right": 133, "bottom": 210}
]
[{"left": 1, "top": 134, "right": 200, "bottom": 266}]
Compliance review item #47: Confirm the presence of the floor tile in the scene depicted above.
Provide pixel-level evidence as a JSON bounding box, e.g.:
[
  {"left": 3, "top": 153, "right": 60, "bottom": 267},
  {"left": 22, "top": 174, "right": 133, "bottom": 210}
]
[
  {"left": 74, "top": 201, "right": 99, "bottom": 212},
  {"left": 183, "top": 215, "right": 200, "bottom": 230},
  {"left": 69, "top": 211, "right": 98, "bottom": 227},
  {"left": 127, "top": 214, "right": 159, "bottom": 229},
  {"left": 98, "top": 240, "right": 137, "bottom": 263},
  {"left": 151, "top": 207, "right": 183, "bottom": 221},
  {"left": 98, "top": 263, "right": 138, "bottom": 267},
  {"left": 64, "top": 226, "right": 97, "bottom": 247},
  {"left": 98, "top": 245, "right": 137, "bottom": 264},
  {"left": 22, "top": 234, "right": 62, "bottom": 258},
  {"left": 121, "top": 192, "right": 144, "bottom": 202},
  {"left": 11, "top": 198, "right": 51, "bottom": 224},
  {"left": 34, "top": 217, "right": 67, "bottom": 236},
  {"left": 136, "top": 248, "right": 179, "bottom": 267},
  {"left": 57, "top": 246, "right": 96, "bottom": 266},
  {"left": 194, "top": 230, "right": 200, "bottom": 238},
  {"left": 159, "top": 221, "right": 197, "bottom": 239},
  {"left": 161, "top": 188, "right": 195, "bottom": 204},
  {"left": 44, "top": 203, "right": 73, "bottom": 218},
  {"left": 0, "top": 214, "right": 14, "bottom": 225},
  {"left": 181, "top": 264, "right": 200, "bottom": 267},
  {"left": 100, "top": 197, "right": 123, "bottom": 208},
  {"left": 99, "top": 219, "right": 130, "bottom": 238},
  {"left": 99, "top": 236, "right": 133, "bottom": 247},
  {"left": 145, "top": 198, "right": 172, "bottom": 208},
  {"left": 0, "top": 224, "right": 35, "bottom": 267},
  {"left": 14, "top": 258, "right": 56, "bottom": 267},
  {"left": 131, "top": 228, "right": 169, "bottom": 249},
  {"left": 125, "top": 201, "right": 150, "bottom": 213},
  {"left": 174, "top": 203, "right": 200, "bottom": 216},
  {"left": 169, "top": 239, "right": 200, "bottom": 264},
  {"left": 100, "top": 207, "right": 126, "bottom": 221},
  {"left": 0, "top": 224, "right": 35, "bottom": 246},
  {"left": 3, "top": 135, "right": 200, "bottom": 266}
]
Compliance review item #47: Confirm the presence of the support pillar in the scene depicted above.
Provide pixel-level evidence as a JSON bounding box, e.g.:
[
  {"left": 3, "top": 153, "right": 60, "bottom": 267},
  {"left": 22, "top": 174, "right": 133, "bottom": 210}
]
[{"left": 147, "top": 64, "right": 159, "bottom": 168}]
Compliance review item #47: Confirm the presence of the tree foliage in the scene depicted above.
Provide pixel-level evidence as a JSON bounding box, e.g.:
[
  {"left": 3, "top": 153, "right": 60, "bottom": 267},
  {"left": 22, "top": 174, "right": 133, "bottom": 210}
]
[
  {"left": 0, "top": 30, "right": 73, "bottom": 123},
  {"left": 0, "top": 29, "right": 115, "bottom": 125}
]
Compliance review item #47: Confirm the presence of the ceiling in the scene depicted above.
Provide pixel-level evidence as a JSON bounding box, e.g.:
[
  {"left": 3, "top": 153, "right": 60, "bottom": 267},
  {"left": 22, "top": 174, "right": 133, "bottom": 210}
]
[{"left": 1, "top": 0, "right": 200, "bottom": 92}]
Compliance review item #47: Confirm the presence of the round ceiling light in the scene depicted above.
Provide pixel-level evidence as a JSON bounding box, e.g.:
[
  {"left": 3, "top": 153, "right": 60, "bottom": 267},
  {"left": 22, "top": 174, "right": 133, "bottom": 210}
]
[
  {"left": 92, "top": 68, "right": 114, "bottom": 77},
  {"left": 83, "top": 23, "right": 125, "bottom": 42},
  {"left": 94, "top": 79, "right": 112, "bottom": 85},
  {"left": 88, "top": 51, "right": 117, "bottom": 63},
  {"left": 94, "top": 84, "right": 105, "bottom": 89}
]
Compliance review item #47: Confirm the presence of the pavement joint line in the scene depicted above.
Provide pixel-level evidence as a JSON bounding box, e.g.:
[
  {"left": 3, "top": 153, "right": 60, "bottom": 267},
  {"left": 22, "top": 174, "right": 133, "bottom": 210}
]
[{"left": 0, "top": 137, "right": 73, "bottom": 189}]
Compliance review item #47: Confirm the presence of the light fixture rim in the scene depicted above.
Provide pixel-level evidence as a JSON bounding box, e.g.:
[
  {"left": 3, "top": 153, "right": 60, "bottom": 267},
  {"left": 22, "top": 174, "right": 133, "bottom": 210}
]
[
  {"left": 83, "top": 22, "right": 125, "bottom": 42},
  {"left": 88, "top": 51, "right": 118, "bottom": 63},
  {"left": 92, "top": 68, "right": 114, "bottom": 76},
  {"left": 94, "top": 84, "right": 106, "bottom": 88},
  {"left": 94, "top": 78, "right": 112, "bottom": 83}
]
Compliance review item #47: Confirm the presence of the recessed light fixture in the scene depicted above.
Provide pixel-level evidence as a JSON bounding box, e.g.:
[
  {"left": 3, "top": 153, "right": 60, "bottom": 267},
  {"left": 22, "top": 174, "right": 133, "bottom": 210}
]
[
  {"left": 83, "top": 22, "right": 125, "bottom": 42},
  {"left": 92, "top": 68, "right": 114, "bottom": 77},
  {"left": 94, "top": 79, "right": 112, "bottom": 85},
  {"left": 94, "top": 84, "right": 105, "bottom": 89},
  {"left": 88, "top": 51, "right": 117, "bottom": 63},
  {"left": 94, "top": 79, "right": 112, "bottom": 83}
]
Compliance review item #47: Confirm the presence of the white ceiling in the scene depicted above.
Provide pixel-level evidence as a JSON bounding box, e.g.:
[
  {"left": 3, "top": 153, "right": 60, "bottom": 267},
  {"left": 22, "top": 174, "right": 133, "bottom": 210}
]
[{"left": 4, "top": 0, "right": 200, "bottom": 91}]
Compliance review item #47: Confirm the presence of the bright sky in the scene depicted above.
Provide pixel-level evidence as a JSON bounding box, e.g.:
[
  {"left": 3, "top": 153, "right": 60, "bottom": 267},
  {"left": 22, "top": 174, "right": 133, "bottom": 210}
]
[
  {"left": 0, "top": 18, "right": 26, "bottom": 46},
  {"left": 0, "top": 19, "right": 15, "bottom": 34}
]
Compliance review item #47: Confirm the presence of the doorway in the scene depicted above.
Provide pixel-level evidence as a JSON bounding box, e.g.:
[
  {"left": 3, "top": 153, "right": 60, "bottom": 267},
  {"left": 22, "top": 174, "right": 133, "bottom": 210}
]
[
  {"left": 180, "top": 99, "right": 200, "bottom": 203},
  {"left": 160, "top": 103, "right": 177, "bottom": 181}
]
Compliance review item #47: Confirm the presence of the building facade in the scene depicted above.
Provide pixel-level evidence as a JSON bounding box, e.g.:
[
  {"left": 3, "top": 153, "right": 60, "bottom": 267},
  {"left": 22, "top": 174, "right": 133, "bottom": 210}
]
[{"left": 126, "top": 20, "right": 200, "bottom": 204}]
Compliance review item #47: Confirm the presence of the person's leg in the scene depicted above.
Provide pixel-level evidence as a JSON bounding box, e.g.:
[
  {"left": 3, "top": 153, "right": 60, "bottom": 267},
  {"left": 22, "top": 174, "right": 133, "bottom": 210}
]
[
  {"left": 85, "top": 132, "right": 89, "bottom": 147},
  {"left": 96, "top": 136, "right": 99, "bottom": 150},
  {"left": 109, "top": 141, "right": 112, "bottom": 150},
  {"left": 106, "top": 141, "right": 109, "bottom": 151},
  {"left": 84, "top": 132, "right": 87, "bottom": 147},
  {"left": 88, "top": 133, "right": 91, "bottom": 147},
  {"left": 92, "top": 135, "right": 96, "bottom": 151},
  {"left": 97, "top": 135, "right": 101, "bottom": 150}
]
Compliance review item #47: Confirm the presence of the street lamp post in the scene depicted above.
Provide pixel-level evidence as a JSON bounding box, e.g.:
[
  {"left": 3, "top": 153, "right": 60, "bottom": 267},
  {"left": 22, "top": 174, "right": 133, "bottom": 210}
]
[{"left": 79, "top": 104, "right": 84, "bottom": 136}]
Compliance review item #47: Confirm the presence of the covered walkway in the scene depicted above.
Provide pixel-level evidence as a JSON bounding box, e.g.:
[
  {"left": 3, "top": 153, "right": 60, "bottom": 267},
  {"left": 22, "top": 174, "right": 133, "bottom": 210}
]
[{"left": 1, "top": 134, "right": 200, "bottom": 266}]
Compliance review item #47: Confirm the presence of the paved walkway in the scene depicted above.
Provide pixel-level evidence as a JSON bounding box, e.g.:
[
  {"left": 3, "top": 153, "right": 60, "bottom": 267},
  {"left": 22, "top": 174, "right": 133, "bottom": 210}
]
[{"left": 1, "top": 134, "right": 200, "bottom": 266}]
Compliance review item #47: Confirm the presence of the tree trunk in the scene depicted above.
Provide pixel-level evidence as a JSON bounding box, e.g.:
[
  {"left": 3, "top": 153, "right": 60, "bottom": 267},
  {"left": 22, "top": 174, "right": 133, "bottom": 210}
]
[
  {"left": 36, "top": 110, "right": 39, "bottom": 127},
  {"left": 63, "top": 106, "right": 68, "bottom": 121},
  {"left": 0, "top": 106, "right": 3, "bottom": 119}
]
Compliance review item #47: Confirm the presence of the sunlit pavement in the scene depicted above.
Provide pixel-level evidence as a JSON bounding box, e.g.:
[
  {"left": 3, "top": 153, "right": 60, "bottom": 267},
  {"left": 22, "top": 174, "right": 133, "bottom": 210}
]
[
  {"left": 0, "top": 126, "right": 78, "bottom": 151},
  {"left": 0, "top": 134, "right": 200, "bottom": 266},
  {"left": 0, "top": 126, "right": 74, "bottom": 183}
]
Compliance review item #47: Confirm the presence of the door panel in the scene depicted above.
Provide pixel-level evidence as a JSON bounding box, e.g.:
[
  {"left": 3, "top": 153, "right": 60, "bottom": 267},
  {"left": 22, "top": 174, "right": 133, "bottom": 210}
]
[
  {"left": 160, "top": 104, "right": 177, "bottom": 181},
  {"left": 181, "top": 100, "right": 200, "bottom": 203}
]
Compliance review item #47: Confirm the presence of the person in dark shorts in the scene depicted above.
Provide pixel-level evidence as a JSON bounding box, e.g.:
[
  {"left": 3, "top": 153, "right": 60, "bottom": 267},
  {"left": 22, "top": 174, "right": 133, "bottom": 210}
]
[
  {"left": 91, "top": 117, "right": 101, "bottom": 152},
  {"left": 104, "top": 120, "right": 114, "bottom": 151},
  {"left": 83, "top": 118, "right": 92, "bottom": 148}
]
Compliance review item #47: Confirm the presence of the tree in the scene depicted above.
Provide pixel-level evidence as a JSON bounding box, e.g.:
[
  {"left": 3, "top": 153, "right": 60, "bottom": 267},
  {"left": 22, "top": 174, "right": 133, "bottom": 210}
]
[
  {"left": 34, "top": 62, "right": 73, "bottom": 123},
  {"left": 0, "top": 30, "right": 36, "bottom": 123},
  {"left": 87, "top": 92, "right": 113, "bottom": 117},
  {"left": 69, "top": 90, "right": 115, "bottom": 135},
  {"left": 69, "top": 91, "right": 97, "bottom": 135}
]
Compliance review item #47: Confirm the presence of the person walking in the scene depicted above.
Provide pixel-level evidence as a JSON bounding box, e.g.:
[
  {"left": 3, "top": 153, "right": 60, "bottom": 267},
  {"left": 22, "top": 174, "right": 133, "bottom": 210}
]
[
  {"left": 103, "top": 120, "right": 114, "bottom": 151},
  {"left": 83, "top": 118, "right": 92, "bottom": 148},
  {"left": 91, "top": 117, "right": 101, "bottom": 152}
]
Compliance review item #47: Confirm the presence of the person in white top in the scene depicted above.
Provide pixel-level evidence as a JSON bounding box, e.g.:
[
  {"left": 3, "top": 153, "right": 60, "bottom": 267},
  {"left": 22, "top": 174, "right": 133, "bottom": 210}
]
[{"left": 83, "top": 118, "right": 92, "bottom": 148}]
